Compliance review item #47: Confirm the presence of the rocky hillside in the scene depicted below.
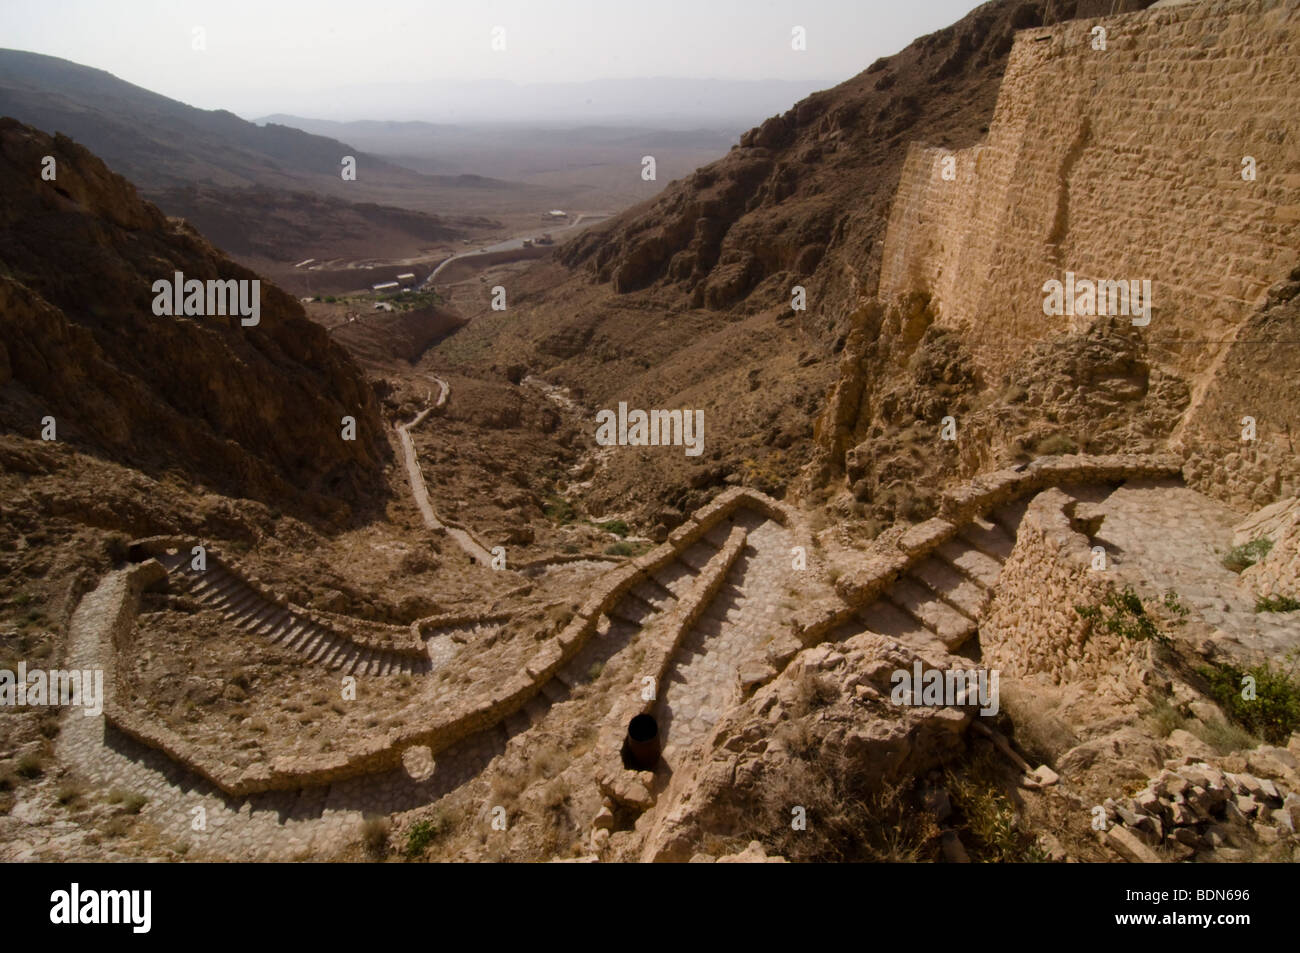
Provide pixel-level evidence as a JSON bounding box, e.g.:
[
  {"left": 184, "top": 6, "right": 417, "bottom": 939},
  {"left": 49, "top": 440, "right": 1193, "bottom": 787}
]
[
  {"left": 151, "top": 185, "right": 499, "bottom": 263},
  {"left": 439, "top": 0, "right": 1160, "bottom": 524},
  {"left": 0, "top": 50, "right": 429, "bottom": 196},
  {"left": 561, "top": 0, "right": 1157, "bottom": 317},
  {"left": 0, "top": 118, "right": 390, "bottom": 522}
]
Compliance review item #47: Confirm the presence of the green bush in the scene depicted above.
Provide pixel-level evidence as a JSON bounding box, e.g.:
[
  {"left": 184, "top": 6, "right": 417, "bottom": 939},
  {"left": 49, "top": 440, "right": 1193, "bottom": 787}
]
[
  {"left": 542, "top": 495, "right": 576, "bottom": 524},
  {"left": 597, "top": 519, "right": 629, "bottom": 538},
  {"left": 1222, "top": 538, "right": 1273, "bottom": 573},
  {"left": 404, "top": 810, "right": 452, "bottom": 858},
  {"left": 1198, "top": 656, "right": 1300, "bottom": 745},
  {"left": 1075, "top": 585, "right": 1173, "bottom": 645},
  {"left": 1256, "top": 594, "right": 1300, "bottom": 613},
  {"left": 604, "top": 541, "right": 651, "bottom": 558}
]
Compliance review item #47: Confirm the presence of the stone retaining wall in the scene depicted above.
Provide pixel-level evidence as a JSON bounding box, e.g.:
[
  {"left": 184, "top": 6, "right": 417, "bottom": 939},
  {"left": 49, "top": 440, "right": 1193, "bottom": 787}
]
[
  {"left": 979, "top": 488, "right": 1148, "bottom": 684},
  {"left": 791, "top": 452, "right": 1183, "bottom": 645},
  {"left": 104, "top": 488, "right": 795, "bottom": 795}
]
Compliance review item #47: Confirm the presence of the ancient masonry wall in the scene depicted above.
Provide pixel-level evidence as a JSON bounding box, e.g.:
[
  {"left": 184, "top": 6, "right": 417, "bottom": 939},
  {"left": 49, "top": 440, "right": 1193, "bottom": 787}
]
[
  {"left": 978, "top": 488, "right": 1147, "bottom": 685},
  {"left": 877, "top": 0, "right": 1300, "bottom": 382}
]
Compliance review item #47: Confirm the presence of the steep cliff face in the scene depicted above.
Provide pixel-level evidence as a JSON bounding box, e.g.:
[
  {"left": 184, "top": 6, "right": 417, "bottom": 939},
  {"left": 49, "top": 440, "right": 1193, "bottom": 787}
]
[
  {"left": 439, "top": 0, "right": 1160, "bottom": 522},
  {"left": 560, "top": 0, "right": 1159, "bottom": 320},
  {"left": 815, "top": 0, "right": 1300, "bottom": 513},
  {"left": 0, "top": 119, "right": 390, "bottom": 521}
]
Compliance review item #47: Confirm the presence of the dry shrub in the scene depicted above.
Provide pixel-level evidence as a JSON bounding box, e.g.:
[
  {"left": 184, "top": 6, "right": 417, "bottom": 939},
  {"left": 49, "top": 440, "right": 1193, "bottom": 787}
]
[
  {"left": 749, "top": 741, "right": 939, "bottom": 862},
  {"left": 998, "top": 681, "right": 1079, "bottom": 764}
]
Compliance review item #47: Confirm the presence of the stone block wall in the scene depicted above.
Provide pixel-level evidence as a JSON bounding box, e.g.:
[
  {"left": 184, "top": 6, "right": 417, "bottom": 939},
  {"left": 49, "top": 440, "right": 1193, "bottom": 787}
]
[
  {"left": 979, "top": 488, "right": 1147, "bottom": 684},
  {"left": 878, "top": 0, "right": 1300, "bottom": 383}
]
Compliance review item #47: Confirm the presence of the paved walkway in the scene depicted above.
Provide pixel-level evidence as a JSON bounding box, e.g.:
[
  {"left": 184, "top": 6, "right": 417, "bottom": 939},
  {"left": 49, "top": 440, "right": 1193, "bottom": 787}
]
[
  {"left": 657, "top": 513, "right": 797, "bottom": 760},
  {"left": 50, "top": 570, "right": 515, "bottom": 859},
  {"left": 1094, "top": 478, "right": 1299, "bottom": 663}
]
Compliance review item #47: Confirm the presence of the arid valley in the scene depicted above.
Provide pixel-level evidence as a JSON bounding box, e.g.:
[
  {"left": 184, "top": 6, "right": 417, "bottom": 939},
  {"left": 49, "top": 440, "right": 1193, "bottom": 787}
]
[{"left": 0, "top": 0, "right": 1298, "bottom": 888}]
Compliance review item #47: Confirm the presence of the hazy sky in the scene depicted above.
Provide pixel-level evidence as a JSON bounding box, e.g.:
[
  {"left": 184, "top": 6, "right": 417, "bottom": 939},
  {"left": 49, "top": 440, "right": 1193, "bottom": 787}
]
[{"left": 2, "top": 0, "right": 980, "bottom": 120}]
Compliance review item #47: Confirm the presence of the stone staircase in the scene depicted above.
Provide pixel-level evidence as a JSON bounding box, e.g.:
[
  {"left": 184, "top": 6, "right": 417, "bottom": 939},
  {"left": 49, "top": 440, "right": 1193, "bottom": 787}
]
[
  {"left": 831, "top": 500, "right": 1029, "bottom": 655},
  {"left": 156, "top": 551, "right": 431, "bottom": 677},
  {"left": 500, "top": 525, "right": 734, "bottom": 738}
]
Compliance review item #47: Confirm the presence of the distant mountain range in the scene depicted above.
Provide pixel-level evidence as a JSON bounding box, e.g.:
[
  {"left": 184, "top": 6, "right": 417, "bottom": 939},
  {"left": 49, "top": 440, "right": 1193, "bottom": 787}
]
[
  {"left": 0, "top": 49, "right": 433, "bottom": 197},
  {"left": 249, "top": 77, "right": 835, "bottom": 126}
]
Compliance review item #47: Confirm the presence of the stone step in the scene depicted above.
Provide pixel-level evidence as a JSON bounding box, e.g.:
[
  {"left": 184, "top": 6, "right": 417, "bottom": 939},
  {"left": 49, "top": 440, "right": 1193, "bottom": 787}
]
[
  {"left": 855, "top": 600, "right": 951, "bottom": 656},
  {"left": 246, "top": 604, "right": 283, "bottom": 635},
  {"left": 310, "top": 636, "right": 340, "bottom": 665},
  {"left": 633, "top": 577, "right": 677, "bottom": 607},
  {"left": 957, "top": 518, "right": 1015, "bottom": 562},
  {"left": 856, "top": 599, "right": 934, "bottom": 641},
  {"left": 651, "top": 563, "right": 698, "bottom": 598},
  {"left": 677, "top": 542, "right": 718, "bottom": 573},
  {"left": 621, "top": 589, "right": 661, "bottom": 616},
  {"left": 320, "top": 642, "right": 347, "bottom": 669},
  {"left": 189, "top": 582, "right": 226, "bottom": 606},
  {"left": 187, "top": 574, "right": 226, "bottom": 597},
  {"left": 299, "top": 630, "right": 328, "bottom": 659},
  {"left": 907, "top": 557, "right": 990, "bottom": 620},
  {"left": 224, "top": 589, "right": 265, "bottom": 620},
  {"left": 288, "top": 623, "right": 320, "bottom": 653},
  {"left": 990, "top": 499, "right": 1030, "bottom": 539},
  {"left": 888, "top": 577, "right": 978, "bottom": 650},
  {"left": 702, "top": 522, "right": 735, "bottom": 548},
  {"left": 934, "top": 538, "right": 1004, "bottom": 589},
  {"left": 272, "top": 618, "right": 309, "bottom": 646},
  {"left": 610, "top": 597, "right": 656, "bottom": 627}
]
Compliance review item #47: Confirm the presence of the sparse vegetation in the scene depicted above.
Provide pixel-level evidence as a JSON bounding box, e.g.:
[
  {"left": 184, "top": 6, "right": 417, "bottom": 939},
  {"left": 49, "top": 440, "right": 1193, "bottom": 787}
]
[
  {"left": 404, "top": 810, "right": 453, "bottom": 858},
  {"left": 361, "top": 815, "right": 391, "bottom": 858},
  {"left": 752, "top": 746, "right": 940, "bottom": 862},
  {"left": 1222, "top": 538, "right": 1272, "bottom": 573},
  {"left": 790, "top": 669, "right": 839, "bottom": 714},
  {"left": 1256, "top": 594, "right": 1300, "bottom": 613},
  {"left": 1190, "top": 717, "right": 1259, "bottom": 755},
  {"left": 1198, "top": 654, "right": 1300, "bottom": 744},
  {"left": 945, "top": 752, "right": 1042, "bottom": 863},
  {"left": 604, "top": 541, "right": 651, "bottom": 557},
  {"left": 1074, "top": 585, "right": 1179, "bottom": 646},
  {"left": 542, "top": 494, "right": 576, "bottom": 524},
  {"left": 1146, "top": 697, "right": 1185, "bottom": 738},
  {"left": 1035, "top": 433, "right": 1078, "bottom": 456}
]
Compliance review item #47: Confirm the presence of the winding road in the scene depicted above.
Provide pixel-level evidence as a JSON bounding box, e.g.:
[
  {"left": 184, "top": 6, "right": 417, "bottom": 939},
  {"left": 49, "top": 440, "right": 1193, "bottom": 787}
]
[
  {"left": 420, "top": 214, "right": 604, "bottom": 289},
  {"left": 396, "top": 377, "right": 495, "bottom": 566}
]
